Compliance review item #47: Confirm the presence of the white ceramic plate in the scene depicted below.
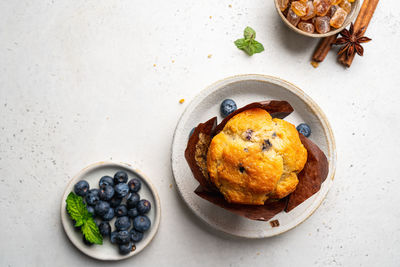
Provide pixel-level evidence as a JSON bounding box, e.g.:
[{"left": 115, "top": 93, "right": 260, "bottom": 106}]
[
  {"left": 171, "top": 74, "right": 336, "bottom": 238},
  {"left": 60, "top": 161, "right": 161, "bottom": 260}
]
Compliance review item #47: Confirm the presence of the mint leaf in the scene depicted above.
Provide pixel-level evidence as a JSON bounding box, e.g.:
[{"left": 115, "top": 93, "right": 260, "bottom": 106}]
[
  {"left": 74, "top": 218, "right": 85, "bottom": 227},
  {"left": 244, "top": 26, "right": 256, "bottom": 40},
  {"left": 243, "top": 44, "right": 255, "bottom": 56},
  {"left": 234, "top": 38, "right": 248, "bottom": 49},
  {"left": 234, "top": 27, "right": 264, "bottom": 56},
  {"left": 66, "top": 192, "right": 103, "bottom": 245},
  {"left": 66, "top": 192, "right": 88, "bottom": 222},
  {"left": 82, "top": 218, "right": 103, "bottom": 245},
  {"left": 252, "top": 40, "right": 264, "bottom": 53}
]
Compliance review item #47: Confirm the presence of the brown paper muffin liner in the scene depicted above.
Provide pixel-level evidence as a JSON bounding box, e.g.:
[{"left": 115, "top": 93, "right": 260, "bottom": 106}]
[{"left": 184, "top": 100, "right": 328, "bottom": 221}]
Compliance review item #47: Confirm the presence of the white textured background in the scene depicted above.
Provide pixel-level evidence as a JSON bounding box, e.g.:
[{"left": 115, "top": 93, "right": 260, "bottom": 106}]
[{"left": 0, "top": 0, "right": 399, "bottom": 266}]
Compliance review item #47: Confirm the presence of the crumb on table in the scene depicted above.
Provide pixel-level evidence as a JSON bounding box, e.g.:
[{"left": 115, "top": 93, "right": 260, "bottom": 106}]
[
  {"left": 179, "top": 99, "right": 185, "bottom": 104},
  {"left": 208, "top": 54, "right": 212, "bottom": 59},
  {"left": 153, "top": 64, "right": 157, "bottom": 67}
]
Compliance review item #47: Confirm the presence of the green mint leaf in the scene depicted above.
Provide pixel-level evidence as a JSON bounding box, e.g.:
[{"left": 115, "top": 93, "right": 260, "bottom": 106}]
[
  {"left": 243, "top": 44, "right": 255, "bottom": 56},
  {"left": 234, "top": 27, "right": 264, "bottom": 56},
  {"left": 82, "top": 218, "right": 103, "bottom": 245},
  {"left": 251, "top": 40, "right": 265, "bottom": 54},
  {"left": 244, "top": 26, "right": 256, "bottom": 40},
  {"left": 66, "top": 192, "right": 88, "bottom": 222},
  {"left": 234, "top": 38, "right": 248, "bottom": 49},
  {"left": 74, "top": 218, "right": 85, "bottom": 227},
  {"left": 66, "top": 192, "right": 102, "bottom": 245}
]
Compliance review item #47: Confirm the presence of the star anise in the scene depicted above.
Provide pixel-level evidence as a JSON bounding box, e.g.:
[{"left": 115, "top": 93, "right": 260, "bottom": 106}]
[{"left": 334, "top": 23, "right": 372, "bottom": 58}]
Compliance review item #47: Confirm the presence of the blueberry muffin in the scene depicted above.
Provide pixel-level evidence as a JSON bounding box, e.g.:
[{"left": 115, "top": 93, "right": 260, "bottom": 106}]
[{"left": 207, "top": 108, "right": 307, "bottom": 205}]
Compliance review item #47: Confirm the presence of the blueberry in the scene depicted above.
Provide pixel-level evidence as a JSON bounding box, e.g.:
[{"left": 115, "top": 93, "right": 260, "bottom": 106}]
[
  {"left": 115, "top": 205, "right": 128, "bottom": 217},
  {"left": 127, "top": 208, "right": 139, "bottom": 218},
  {"left": 102, "top": 207, "right": 115, "bottom": 221},
  {"left": 133, "top": 215, "right": 151, "bottom": 232},
  {"left": 86, "top": 205, "right": 95, "bottom": 216},
  {"left": 296, "top": 123, "right": 311, "bottom": 137},
  {"left": 99, "top": 175, "right": 114, "bottom": 188},
  {"left": 130, "top": 229, "right": 144, "bottom": 242},
  {"left": 127, "top": 178, "right": 141, "bottom": 193},
  {"left": 99, "top": 185, "right": 115, "bottom": 201},
  {"left": 115, "top": 183, "right": 129, "bottom": 198},
  {"left": 74, "top": 180, "right": 89, "bottom": 196},
  {"left": 116, "top": 230, "right": 130, "bottom": 244},
  {"left": 115, "top": 216, "right": 131, "bottom": 231},
  {"left": 110, "top": 231, "right": 118, "bottom": 244},
  {"left": 126, "top": 193, "right": 140, "bottom": 208},
  {"left": 189, "top": 127, "right": 195, "bottom": 138},
  {"left": 119, "top": 242, "right": 134, "bottom": 255},
  {"left": 95, "top": 201, "right": 110, "bottom": 216},
  {"left": 109, "top": 196, "right": 123, "bottom": 208},
  {"left": 114, "top": 171, "right": 128, "bottom": 184},
  {"left": 137, "top": 199, "right": 151, "bottom": 215},
  {"left": 99, "top": 221, "right": 111, "bottom": 237},
  {"left": 89, "top": 188, "right": 100, "bottom": 196},
  {"left": 85, "top": 191, "right": 100, "bottom": 206},
  {"left": 220, "top": 99, "right": 237, "bottom": 118},
  {"left": 82, "top": 235, "right": 92, "bottom": 246}
]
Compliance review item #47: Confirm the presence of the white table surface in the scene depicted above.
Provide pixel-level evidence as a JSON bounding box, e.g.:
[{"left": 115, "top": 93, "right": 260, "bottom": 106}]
[{"left": 1, "top": 1, "right": 399, "bottom": 266}]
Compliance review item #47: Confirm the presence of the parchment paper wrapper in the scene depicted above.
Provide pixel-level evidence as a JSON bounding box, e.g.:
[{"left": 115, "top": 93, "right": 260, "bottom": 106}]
[{"left": 184, "top": 100, "right": 329, "bottom": 221}]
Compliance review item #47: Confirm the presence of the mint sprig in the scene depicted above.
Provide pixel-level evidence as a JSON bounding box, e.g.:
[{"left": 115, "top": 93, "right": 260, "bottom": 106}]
[
  {"left": 234, "top": 26, "right": 264, "bottom": 56},
  {"left": 66, "top": 192, "right": 103, "bottom": 245}
]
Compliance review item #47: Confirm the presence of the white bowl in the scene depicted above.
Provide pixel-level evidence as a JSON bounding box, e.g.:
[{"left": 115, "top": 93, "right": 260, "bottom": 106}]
[
  {"left": 60, "top": 161, "right": 161, "bottom": 260},
  {"left": 171, "top": 74, "right": 336, "bottom": 238},
  {"left": 275, "top": 0, "right": 360, "bottom": 38}
]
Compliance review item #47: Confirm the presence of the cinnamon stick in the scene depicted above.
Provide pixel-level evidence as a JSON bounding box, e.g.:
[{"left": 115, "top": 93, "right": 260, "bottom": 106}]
[
  {"left": 311, "top": 34, "right": 338, "bottom": 68},
  {"left": 338, "top": 0, "right": 379, "bottom": 67}
]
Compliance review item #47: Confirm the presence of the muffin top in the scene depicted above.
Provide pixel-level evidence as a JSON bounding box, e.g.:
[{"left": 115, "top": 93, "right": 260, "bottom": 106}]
[{"left": 206, "top": 108, "right": 307, "bottom": 205}]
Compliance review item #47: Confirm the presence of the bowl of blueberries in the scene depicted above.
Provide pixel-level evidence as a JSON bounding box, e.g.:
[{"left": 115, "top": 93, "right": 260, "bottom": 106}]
[{"left": 60, "top": 162, "right": 161, "bottom": 261}]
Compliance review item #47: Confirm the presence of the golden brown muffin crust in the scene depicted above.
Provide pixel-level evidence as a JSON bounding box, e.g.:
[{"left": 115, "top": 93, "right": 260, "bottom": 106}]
[{"left": 207, "top": 108, "right": 307, "bottom": 205}]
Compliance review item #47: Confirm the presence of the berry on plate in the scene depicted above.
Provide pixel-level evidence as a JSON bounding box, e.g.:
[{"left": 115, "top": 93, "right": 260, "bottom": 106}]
[
  {"left": 115, "top": 216, "right": 131, "bottom": 231},
  {"left": 127, "top": 178, "right": 141, "bottom": 193},
  {"left": 296, "top": 123, "right": 311, "bottom": 137},
  {"left": 130, "top": 229, "right": 144, "bottom": 242},
  {"left": 133, "top": 215, "right": 151, "bottom": 232},
  {"left": 220, "top": 99, "right": 237, "bottom": 118},
  {"left": 95, "top": 201, "right": 111, "bottom": 216},
  {"left": 114, "top": 171, "right": 128, "bottom": 184},
  {"left": 74, "top": 180, "right": 89, "bottom": 197},
  {"left": 99, "top": 185, "right": 115, "bottom": 201},
  {"left": 116, "top": 230, "right": 130, "bottom": 244},
  {"left": 115, "top": 205, "right": 128, "bottom": 217},
  {"left": 119, "top": 242, "right": 135, "bottom": 255},
  {"left": 137, "top": 199, "right": 151, "bottom": 215},
  {"left": 126, "top": 193, "right": 140, "bottom": 208},
  {"left": 102, "top": 207, "right": 115, "bottom": 221},
  {"left": 127, "top": 208, "right": 139, "bottom": 218},
  {"left": 114, "top": 183, "right": 129, "bottom": 198},
  {"left": 99, "top": 176, "right": 114, "bottom": 188},
  {"left": 99, "top": 221, "right": 111, "bottom": 237}
]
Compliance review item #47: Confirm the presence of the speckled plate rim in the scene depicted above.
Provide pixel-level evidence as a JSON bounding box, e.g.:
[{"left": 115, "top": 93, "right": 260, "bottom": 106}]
[
  {"left": 171, "top": 74, "right": 336, "bottom": 238},
  {"left": 60, "top": 161, "right": 161, "bottom": 261}
]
